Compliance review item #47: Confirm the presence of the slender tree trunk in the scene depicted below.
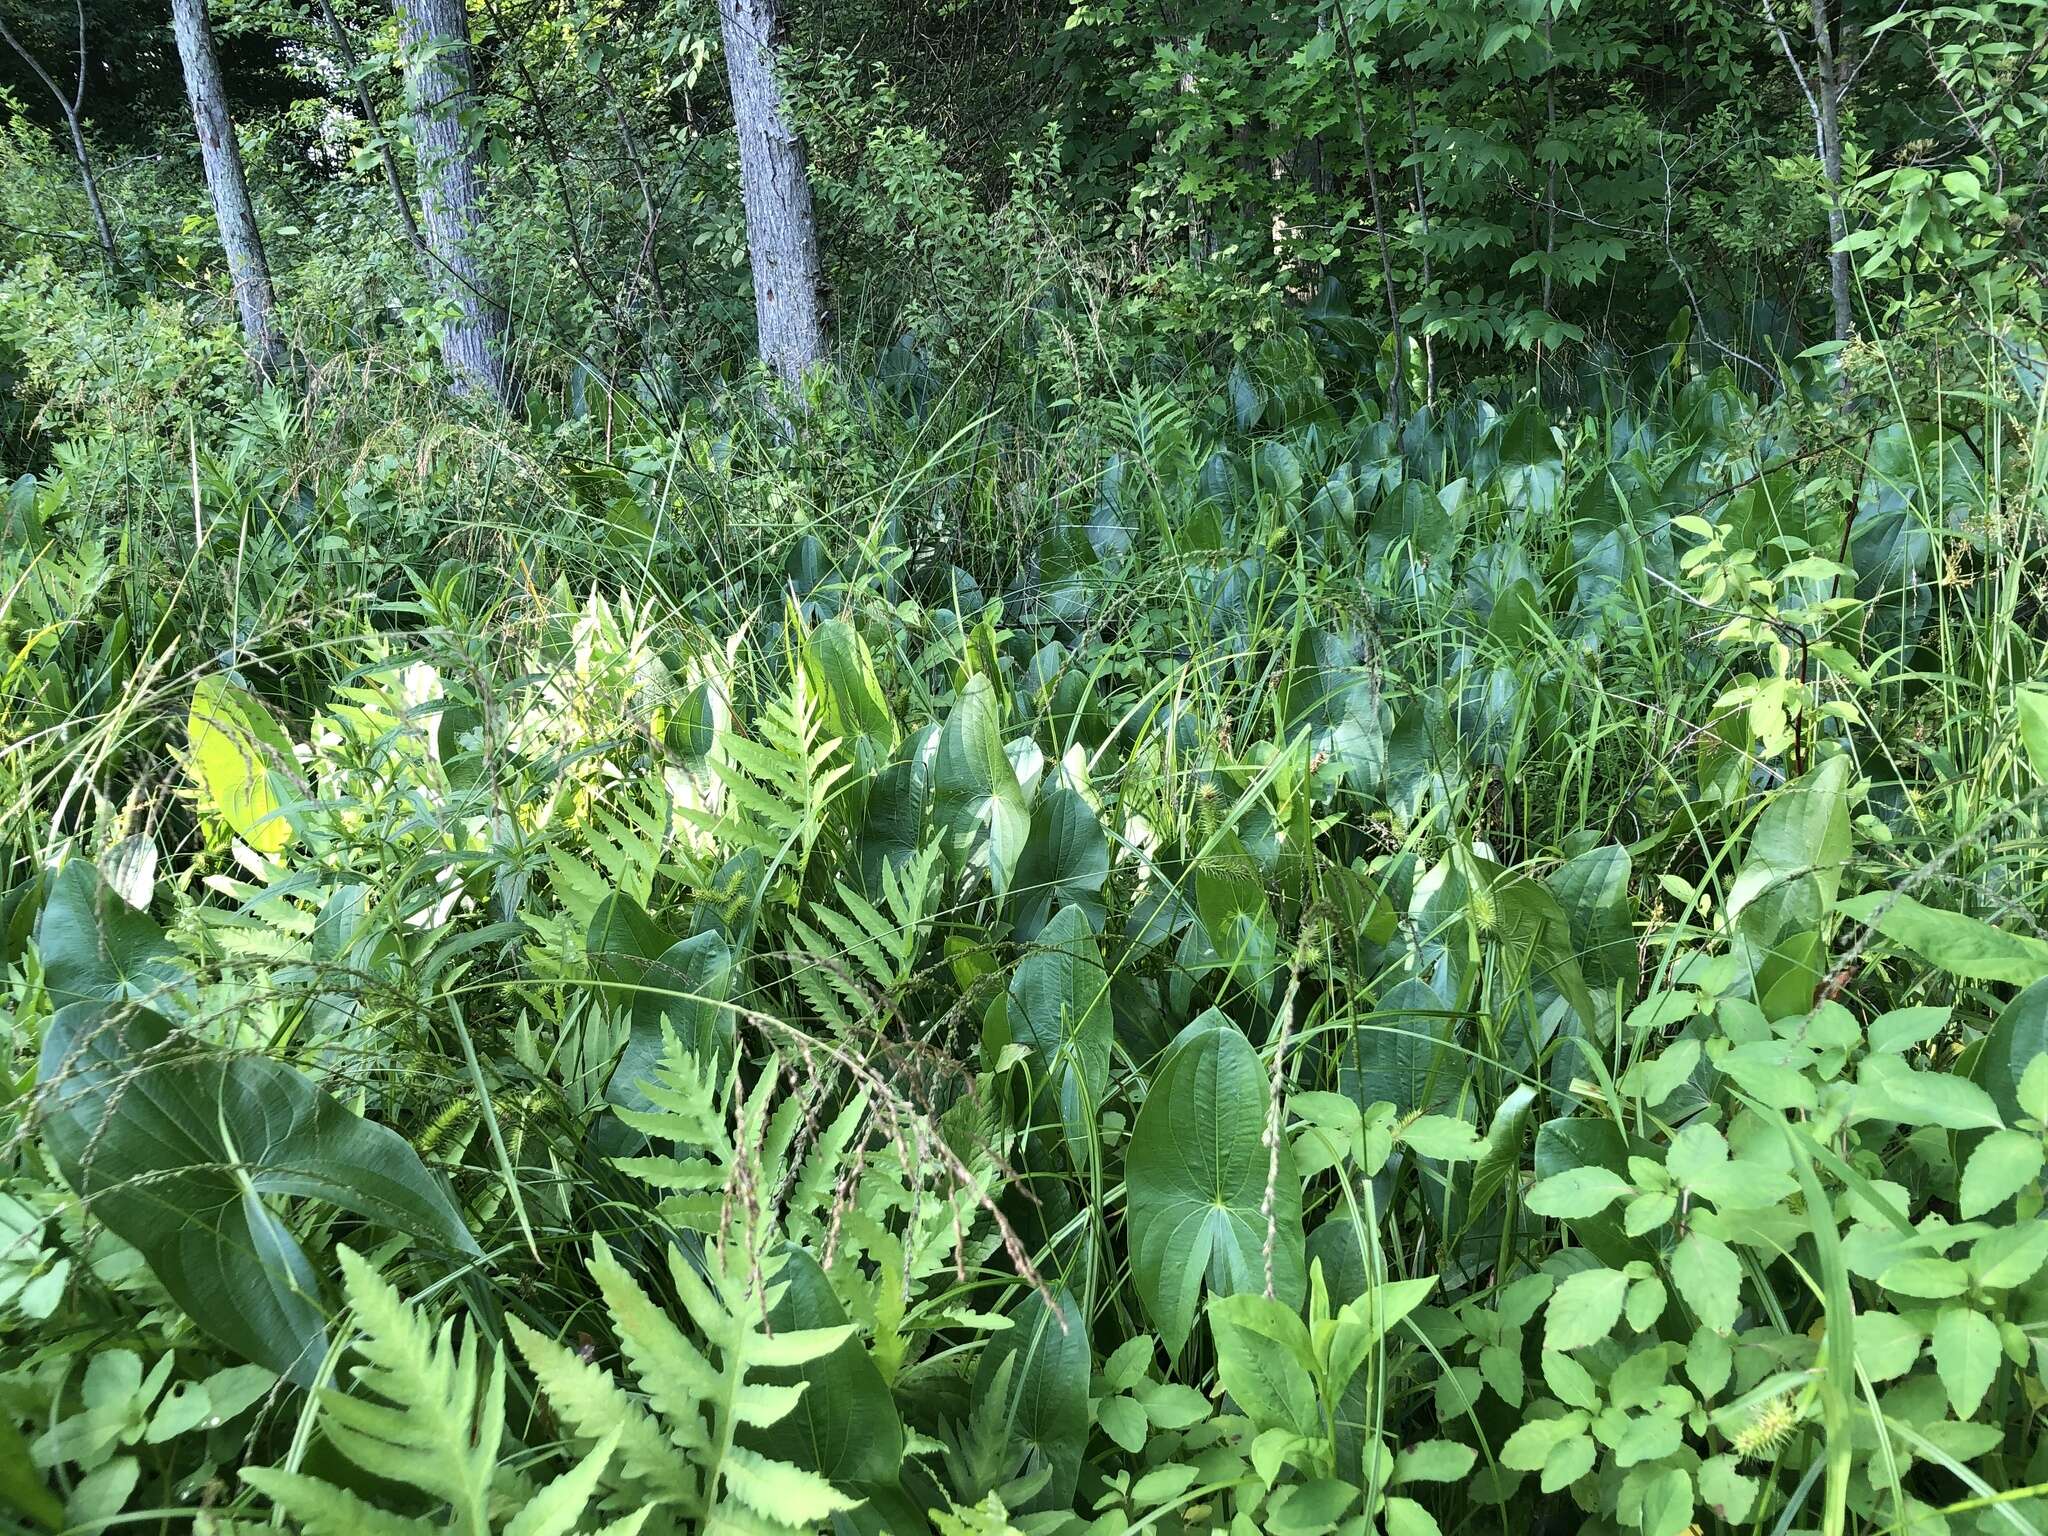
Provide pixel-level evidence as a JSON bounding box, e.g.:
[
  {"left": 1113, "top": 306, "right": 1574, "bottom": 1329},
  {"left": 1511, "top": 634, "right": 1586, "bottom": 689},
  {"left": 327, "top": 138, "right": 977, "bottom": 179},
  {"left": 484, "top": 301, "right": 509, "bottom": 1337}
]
[
  {"left": 1406, "top": 90, "right": 1436, "bottom": 406},
  {"left": 1763, "top": 0, "right": 1856, "bottom": 346},
  {"left": 1175, "top": 40, "right": 1216, "bottom": 265},
  {"left": 0, "top": 9, "right": 117, "bottom": 266},
  {"left": 1362, "top": 149, "right": 1407, "bottom": 421},
  {"left": 479, "top": 0, "right": 611, "bottom": 329},
  {"left": 56, "top": 94, "right": 114, "bottom": 265},
  {"left": 315, "top": 0, "right": 424, "bottom": 252},
  {"left": 1330, "top": 0, "right": 1406, "bottom": 419},
  {"left": 394, "top": 0, "right": 515, "bottom": 405},
  {"left": 612, "top": 102, "right": 669, "bottom": 320},
  {"left": 1541, "top": 10, "right": 1557, "bottom": 319},
  {"left": 170, "top": 0, "right": 286, "bottom": 376},
  {"left": 1807, "top": 0, "right": 1856, "bottom": 343},
  {"left": 717, "top": 0, "right": 827, "bottom": 387}
]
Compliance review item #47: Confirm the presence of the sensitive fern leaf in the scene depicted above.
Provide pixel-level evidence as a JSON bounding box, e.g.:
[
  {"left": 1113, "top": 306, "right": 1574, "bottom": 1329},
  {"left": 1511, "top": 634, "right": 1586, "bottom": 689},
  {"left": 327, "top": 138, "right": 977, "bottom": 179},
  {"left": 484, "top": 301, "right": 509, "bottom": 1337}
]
[
  {"left": 310, "top": 1246, "right": 500, "bottom": 1527},
  {"left": 504, "top": 1319, "right": 695, "bottom": 1513},
  {"left": 237, "top": 1470, "right": 436, "bottom": 1536},
  {"left": 611, "top": 1033, "right": 815, "bottom": 1248},
  {"left": 684, "top": 668, "right": 849, "bottom": 872},
  {"left": 570, "top": 1237, "right": 862, "bottom": 1535},
  {"left": 786, "top": 842, "right": 942, "bottom": 1037},
  {"left": 241, "top": 1249, "right": 617, "bottom": 1536}
]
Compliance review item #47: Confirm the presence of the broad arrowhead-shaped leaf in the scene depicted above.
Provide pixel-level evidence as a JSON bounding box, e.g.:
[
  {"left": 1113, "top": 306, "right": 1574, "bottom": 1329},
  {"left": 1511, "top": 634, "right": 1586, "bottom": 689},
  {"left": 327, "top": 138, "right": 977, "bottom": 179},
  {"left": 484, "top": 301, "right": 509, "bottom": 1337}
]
[
  {"left": 187, "top": 677, "right": 300, "bottom": 857},
  {"left": 972, "top": 1285, "right": 1087, "bottom": 1515},
  {"left": 933, "top": 675, "right": 1030, "bottom": 898},
  {"left": 1128, "top": 1012, "right": 1304, "bottom": 1356},
  {"left": 611, "top": 929, "right": 734, "bottom": 1112},
  {"left": 1007, "top": 905, "right": 1111, "bottom": 1172},
  {"left": 35, "top": 861, "right": 187, "bottom": 1011},
  {"left": 744, "top": 1247, "right": 903, "bottom": 1487},
  {"left": 38, "top": 1003, "right": 477, "bottom": 1384}
]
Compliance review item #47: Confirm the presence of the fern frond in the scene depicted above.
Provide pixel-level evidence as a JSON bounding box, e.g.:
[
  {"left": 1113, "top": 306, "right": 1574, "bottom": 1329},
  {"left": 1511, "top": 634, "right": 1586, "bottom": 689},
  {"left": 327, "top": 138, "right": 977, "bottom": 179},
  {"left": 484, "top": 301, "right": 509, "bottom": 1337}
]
[
  {"left": 716, "top": 1445, "right": 860, "bottom": 1526},
  {"left": 241, "top": 1251, "right": 611, "bottom": 1536},
  {"left": 930, "top": 1493, "right": 1030, "bottom": 1536},
  {"left": 785, "top": 1092, "right": 868, "bottom": 1247},
  {"left": 586, "top": 1237, "right": 719, "bottom": 1448},
  {"left": 501, "top": 1430, "right": 621, "bottom": 1536},
  {"left": 700, "top": 1505, "right": 809, "bottom": 1536},
  {"left": 504, "top": 1320, "right": 694, "bottom": 1510},
  {"left": 785, "top": 842, "right": 941, "bottom": 1037},
  {"left": 239, "top": 1468, "right": 435, "bottom": 1536},
  {"left": 589, "top": 801, "right": 663, "bottom": 903},
  {"left": 612, "top": 1031, "right": 729, "bottom": 1151},
  {"left": 548, "top": 785, "right": 676, "bottom": 929},
  {"left": 690, "top": 670, "right": 852, "bottom": 872},
  {"left": 807, "top": 893, "right": 898, "bottom": 989},
  {"left": 319, "top": 1247, "right": 502, "bottom": 1533},
  {"left": 552, "top": 1235, "right": 868, "bottom": 1536},
  {"left": 780, "top": 929, "right": 863, "bottom": 1036}
]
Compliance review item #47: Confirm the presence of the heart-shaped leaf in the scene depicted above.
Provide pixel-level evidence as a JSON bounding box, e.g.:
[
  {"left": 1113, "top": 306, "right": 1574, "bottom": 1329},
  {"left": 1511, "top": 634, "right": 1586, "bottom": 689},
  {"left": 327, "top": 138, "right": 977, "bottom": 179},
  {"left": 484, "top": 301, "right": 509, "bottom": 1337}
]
[
  {"left": 38, "top": 1002, "right": 477, "bottom": 1384},
  {"left": 1128, "top": 1012, "right": 1304, "bottom": 1356}
]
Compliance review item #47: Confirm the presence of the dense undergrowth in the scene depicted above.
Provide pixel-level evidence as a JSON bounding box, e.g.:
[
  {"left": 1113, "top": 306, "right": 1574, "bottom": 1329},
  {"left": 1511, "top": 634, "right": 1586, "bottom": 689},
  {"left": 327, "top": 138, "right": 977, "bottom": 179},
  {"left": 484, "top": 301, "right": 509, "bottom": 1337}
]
[{"left": 5, "top": 281, "right": 2048, "bottom": 1536}]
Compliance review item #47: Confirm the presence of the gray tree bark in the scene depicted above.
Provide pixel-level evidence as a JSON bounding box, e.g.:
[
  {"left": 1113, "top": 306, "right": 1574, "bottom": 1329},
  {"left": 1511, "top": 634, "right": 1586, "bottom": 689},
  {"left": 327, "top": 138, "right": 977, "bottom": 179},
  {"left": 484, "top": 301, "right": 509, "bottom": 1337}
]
[
  {"left": 394, "top": 0, "right": 515, "bottom": 406},
  {"left": 1807, "top": 0, "right": 1857, "bottom": 345},
  {"left": 0, "top": 4, "right": 117, "bottom": 266},
  {"left": 1763, "top": 0, "right": 1856, "bottom": 346},
  {"left": 170, "top": 0, "right": 286, "bottom": 376},
  {"left": 716, "top": 0, "right": 827, "bottom": 387}
]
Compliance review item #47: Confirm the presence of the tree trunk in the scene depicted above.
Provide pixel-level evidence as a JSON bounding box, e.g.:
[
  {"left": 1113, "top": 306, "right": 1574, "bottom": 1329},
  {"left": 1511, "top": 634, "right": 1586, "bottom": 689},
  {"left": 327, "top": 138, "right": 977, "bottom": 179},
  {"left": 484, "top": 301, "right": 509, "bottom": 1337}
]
[
  {"left": 1362, "top": 148, "right": 1407, "bottom": 421},
  {"left": 394, "top": 0, "right": 515, "bottom": 406},
  {"left": 60, "top": 103, "right": 117, "bottom": 267},
  {"left": 1806, "top": 0, "right": 1856, "bottom": 344},
  {"left": 1329, "top": 0, "right": 1406, "bottom": 420},
  {"left": 1540, "top": 10, "right": 1557, "bottom": 320},
  {"left": 0, "top": 11, "right": 118, "bottom": 266},
  {"left": 1406, "top": 90, "right": 1436, "bottom": 407},
  {"left": 717, "top": 0, "right": 827, "bottom": 387},
  {"left": 170, "top": 0, "right": 286, "bottom": 376},
  {"left": 1763, "top": 0, "right": 1856, "bottom": 348}
]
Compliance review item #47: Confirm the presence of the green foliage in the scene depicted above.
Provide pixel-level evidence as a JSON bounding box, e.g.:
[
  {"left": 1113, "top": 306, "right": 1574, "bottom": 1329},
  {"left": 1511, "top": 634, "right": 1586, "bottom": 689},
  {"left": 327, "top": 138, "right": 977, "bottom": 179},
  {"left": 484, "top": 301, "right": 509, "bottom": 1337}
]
[{"left": 6, "top": 18, "right": 2048, "bottom": 1526}]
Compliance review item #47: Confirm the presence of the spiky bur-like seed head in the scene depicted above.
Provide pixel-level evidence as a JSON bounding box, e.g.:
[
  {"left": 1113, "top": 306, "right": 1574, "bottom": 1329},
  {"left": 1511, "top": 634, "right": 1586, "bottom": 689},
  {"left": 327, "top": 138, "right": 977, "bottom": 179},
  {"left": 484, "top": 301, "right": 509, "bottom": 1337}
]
[{"left": 1731, "top": 1393, "right": 1799, "bottom": 1461}]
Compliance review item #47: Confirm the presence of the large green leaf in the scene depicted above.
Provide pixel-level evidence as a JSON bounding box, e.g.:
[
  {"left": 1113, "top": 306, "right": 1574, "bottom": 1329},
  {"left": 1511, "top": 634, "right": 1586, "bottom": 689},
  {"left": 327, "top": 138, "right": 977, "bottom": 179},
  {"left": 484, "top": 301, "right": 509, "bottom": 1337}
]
[
  {"left": 801, "top": 618, "right": 897, "bottom": 793},
  {"left": 187, "top": 676, "right": 300, "bottom": 856},
  {"left": 972, "top": 1285, "right": 1088, "bottom": 1515},
  {"left": 1128, "top": 1012, "right": 1305, "bottom": 1357},
  {"left": 1341, "top": 979, "right": 1458, "bottom": 1118},
  {"left": 1728, "top": 756, "right": 1851, "bottom": 1008},
  {"left": 587, "top": 891, "right": 674, "bottom": 1006},
  {"left": 611, "top": 929, "right": 735, "bottom": 1112},
  {"left": 587, "top": 891, "right": 683, "bottom": 1114},
  {"left": 1533, "top": 1116, "right": 1644, "bottom": 1269},
  {"left": 861, "top": 724, "right": 939, "bottom": 885},
  {"left": 1727, "top": 755, "right": 1852, "bottom": 930},
  {"left": 37, "top": 1002, "right": 477, "bottom": 1384},
  {"left": 1208, "top": 1292, "right": 1318, "bottom": 1436},
  {"left": 932, "top": 675, "right": 1030, "bottom": 898},
  {"left": 1007, "top": 904, "right": 1111, "bottom": 1172},
  {"left": 1497, "top": 403, "right": 1562, "bottom": 516},
  {"left": 745, "top": 1247, "right": 902, "bottom": 1488},
  {"left": 1544, "top": 845, "right": 1636, "bottom": 993},
  {"left": 1281, "top": 628, "right": 1385, "bottom": 799},
  {"left": 1010, "top": 769, "right": 1108, "bottom": 942},
  {"left": 1971, "top": 980, "right": 2048, "bottom": 1126},
  {"left": 35, "top": 860, "right": 187, "bottom": 1011},
  {"left": 1837, "top": 891, "right": 2048, "bottom": 986}
]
